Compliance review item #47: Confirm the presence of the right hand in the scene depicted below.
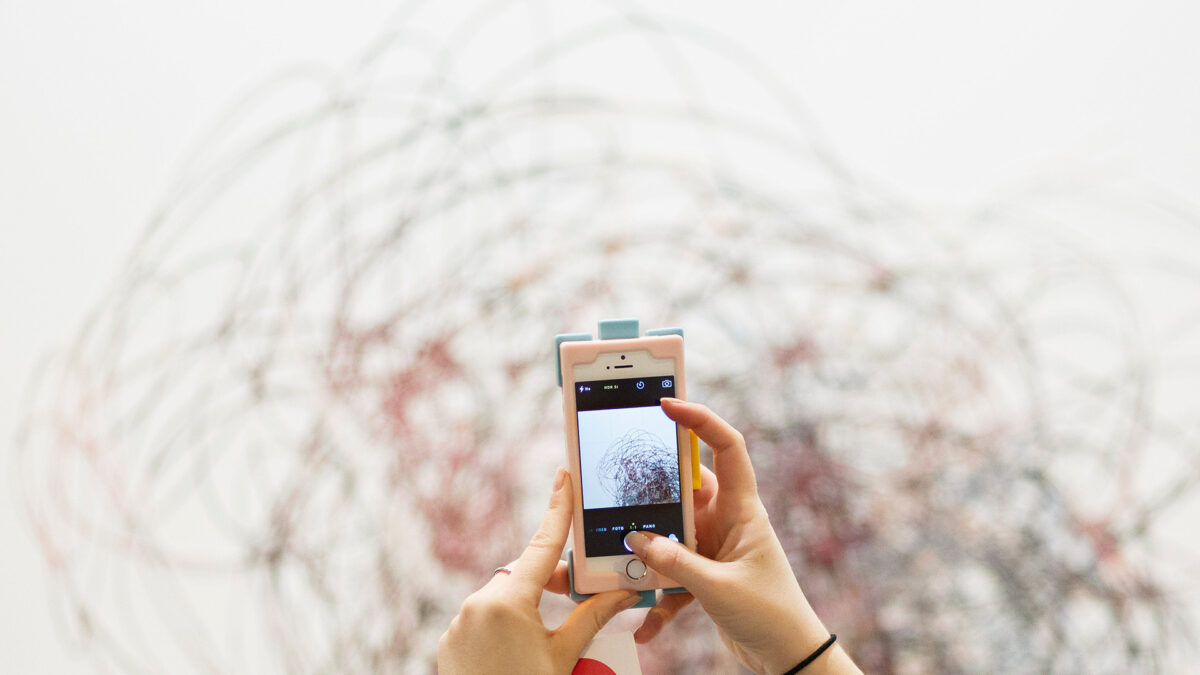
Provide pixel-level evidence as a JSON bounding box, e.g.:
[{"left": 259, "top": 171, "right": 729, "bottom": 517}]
[{"left": 624, "top": 398, "right": 861, "bottom": 675}]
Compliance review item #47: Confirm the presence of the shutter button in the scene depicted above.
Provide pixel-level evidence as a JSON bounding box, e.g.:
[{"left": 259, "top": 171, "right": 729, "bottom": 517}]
[{"left": 625, "top": 559, "right": 647, "bottom": 580}]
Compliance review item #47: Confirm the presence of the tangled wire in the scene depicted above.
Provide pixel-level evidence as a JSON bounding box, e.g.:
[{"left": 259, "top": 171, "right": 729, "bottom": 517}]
[
  {"left": 597, "top": 430, "right": 680, "bottom": 507},
  {"left": 13, "top": 1, "right": 1200, "bottom": 673}
]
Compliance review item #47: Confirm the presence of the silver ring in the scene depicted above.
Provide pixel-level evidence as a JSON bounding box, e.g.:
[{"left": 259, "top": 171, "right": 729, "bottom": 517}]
[{"left": 493, "top": 566, "right": 513, "bottom": 576}]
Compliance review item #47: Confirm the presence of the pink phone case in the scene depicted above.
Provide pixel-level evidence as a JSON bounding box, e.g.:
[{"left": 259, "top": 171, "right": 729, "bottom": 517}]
[{"left": 559, "top": 335, "right": 696, "bottom": 594}]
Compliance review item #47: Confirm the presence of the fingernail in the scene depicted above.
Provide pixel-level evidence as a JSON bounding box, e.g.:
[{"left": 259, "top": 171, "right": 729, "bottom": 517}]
[
  {"left": 624, "top": 530, "right": 649, "bottom": 554},
  {"left": 620, "top": 591, "right": 642, "bottom": 609},
  {"left": 660, "top": 397, "right": 681, "bottom": 405},
  {"left": 553, "top": 467, "right": 567, "bottom": 491}
]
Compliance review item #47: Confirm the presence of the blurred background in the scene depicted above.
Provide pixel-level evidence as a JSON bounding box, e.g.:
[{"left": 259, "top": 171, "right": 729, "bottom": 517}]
[{"left": 3, "top": 1, "right": 1200, "bottom": 672}]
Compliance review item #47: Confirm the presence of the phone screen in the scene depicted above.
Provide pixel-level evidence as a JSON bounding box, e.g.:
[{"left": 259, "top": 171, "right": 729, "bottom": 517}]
[{"left": 574, "top": 375, "right": 684, "bottom": 557}]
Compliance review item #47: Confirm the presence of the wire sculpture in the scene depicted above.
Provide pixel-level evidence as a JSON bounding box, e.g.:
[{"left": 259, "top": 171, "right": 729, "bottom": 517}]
[
  {"left": 598, "top": 430, "right": 680, "bottom": 507},
  {"left": 12, "top": 1, "right": 1200, "bottom": 673}
]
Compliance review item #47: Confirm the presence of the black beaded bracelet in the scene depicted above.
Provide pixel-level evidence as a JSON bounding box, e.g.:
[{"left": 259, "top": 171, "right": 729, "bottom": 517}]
[{"left": 782, "top": 634, "right": 837, "bottom": 674}]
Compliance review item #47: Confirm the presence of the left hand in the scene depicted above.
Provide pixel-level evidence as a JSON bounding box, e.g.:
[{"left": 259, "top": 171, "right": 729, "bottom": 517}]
[{"left": 437, "top": 468, "right": 641, "bottom": 674}]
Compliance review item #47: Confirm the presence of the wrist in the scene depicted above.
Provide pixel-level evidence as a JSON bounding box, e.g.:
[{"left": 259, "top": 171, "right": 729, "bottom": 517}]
[{"left": 759, "top": 602, "right": 830, "bottom": 675}]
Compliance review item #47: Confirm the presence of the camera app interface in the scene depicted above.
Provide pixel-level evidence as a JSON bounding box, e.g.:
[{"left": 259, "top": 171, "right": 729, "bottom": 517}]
[{"left": 575, "top": 376, "right": 684, "bottom": 557}]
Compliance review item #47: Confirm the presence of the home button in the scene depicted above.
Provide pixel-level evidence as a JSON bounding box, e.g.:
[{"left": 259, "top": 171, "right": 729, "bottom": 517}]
[{"left": 625, "top": 559, "right": 647, "bottom": 580}]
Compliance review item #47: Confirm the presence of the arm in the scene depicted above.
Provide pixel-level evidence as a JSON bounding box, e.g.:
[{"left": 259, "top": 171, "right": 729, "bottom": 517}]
[
  {"left": 626, "top": 398, "right": 863, "bottom": 675},
  {"left": 437, "top": 469, "right": 640, "bottom": 674}
]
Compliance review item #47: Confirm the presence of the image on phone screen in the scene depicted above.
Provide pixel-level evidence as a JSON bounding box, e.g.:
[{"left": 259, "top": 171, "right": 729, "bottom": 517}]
[{"left": 575, "top": 376, "right": 684, "bottom": 557}]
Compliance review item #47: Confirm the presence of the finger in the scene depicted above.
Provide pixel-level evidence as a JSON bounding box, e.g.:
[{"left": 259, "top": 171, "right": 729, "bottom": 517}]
[
  {"left": 510, "top": 468, "right": 573, "bottom": 601},
  {"left": 694, "top": 464, "right": 718, "bottom": 510},
  {"left": 661, "top": 398, "right": 757, "bottom": 500},
  {"left": 634, "top": 592, "right": 694, "bottom": 643},
  {"left": 544, "top": 560, "right": 570, "bottom": 596},
  {"left": 624, "top": 530, "right": 716, "bottom": 590},
  {"left": 553, "top": 590, "right": 641, "bottom": 661},
  {"left": 691, "top": 465, "right": 719, "bottom": 557}
]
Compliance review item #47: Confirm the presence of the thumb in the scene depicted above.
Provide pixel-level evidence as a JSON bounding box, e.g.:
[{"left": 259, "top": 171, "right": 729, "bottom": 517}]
[
  {"left": 624, "top": 531, "right": 715, "bottom": 589},
  {"left": 554, "top": 590, "right": 641, "bottom": 660}
]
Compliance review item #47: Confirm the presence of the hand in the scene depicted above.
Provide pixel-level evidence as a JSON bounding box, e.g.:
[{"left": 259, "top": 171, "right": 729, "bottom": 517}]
[
  {"left": 438, "top": 469, "right": 642, "bottom": 674},
  {"left": 625, "top": 398, "right": 861, "bottom": 675}
]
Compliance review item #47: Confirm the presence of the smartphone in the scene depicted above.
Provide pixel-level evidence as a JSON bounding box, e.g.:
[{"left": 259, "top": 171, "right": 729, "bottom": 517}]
[{"left": 559, "top": 334, "right": 696, "bottom": 594}]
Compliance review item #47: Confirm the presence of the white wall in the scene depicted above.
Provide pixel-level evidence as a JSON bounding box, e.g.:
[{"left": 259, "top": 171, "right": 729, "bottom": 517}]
[{"left": 3, "top": 0, "right": 1198, "bottom": 670}]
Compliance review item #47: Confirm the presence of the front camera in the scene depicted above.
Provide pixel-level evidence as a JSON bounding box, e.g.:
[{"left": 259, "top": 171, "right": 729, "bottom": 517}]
[{"left": 620, "top": 354, "right": 626, "bottom": 360}]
